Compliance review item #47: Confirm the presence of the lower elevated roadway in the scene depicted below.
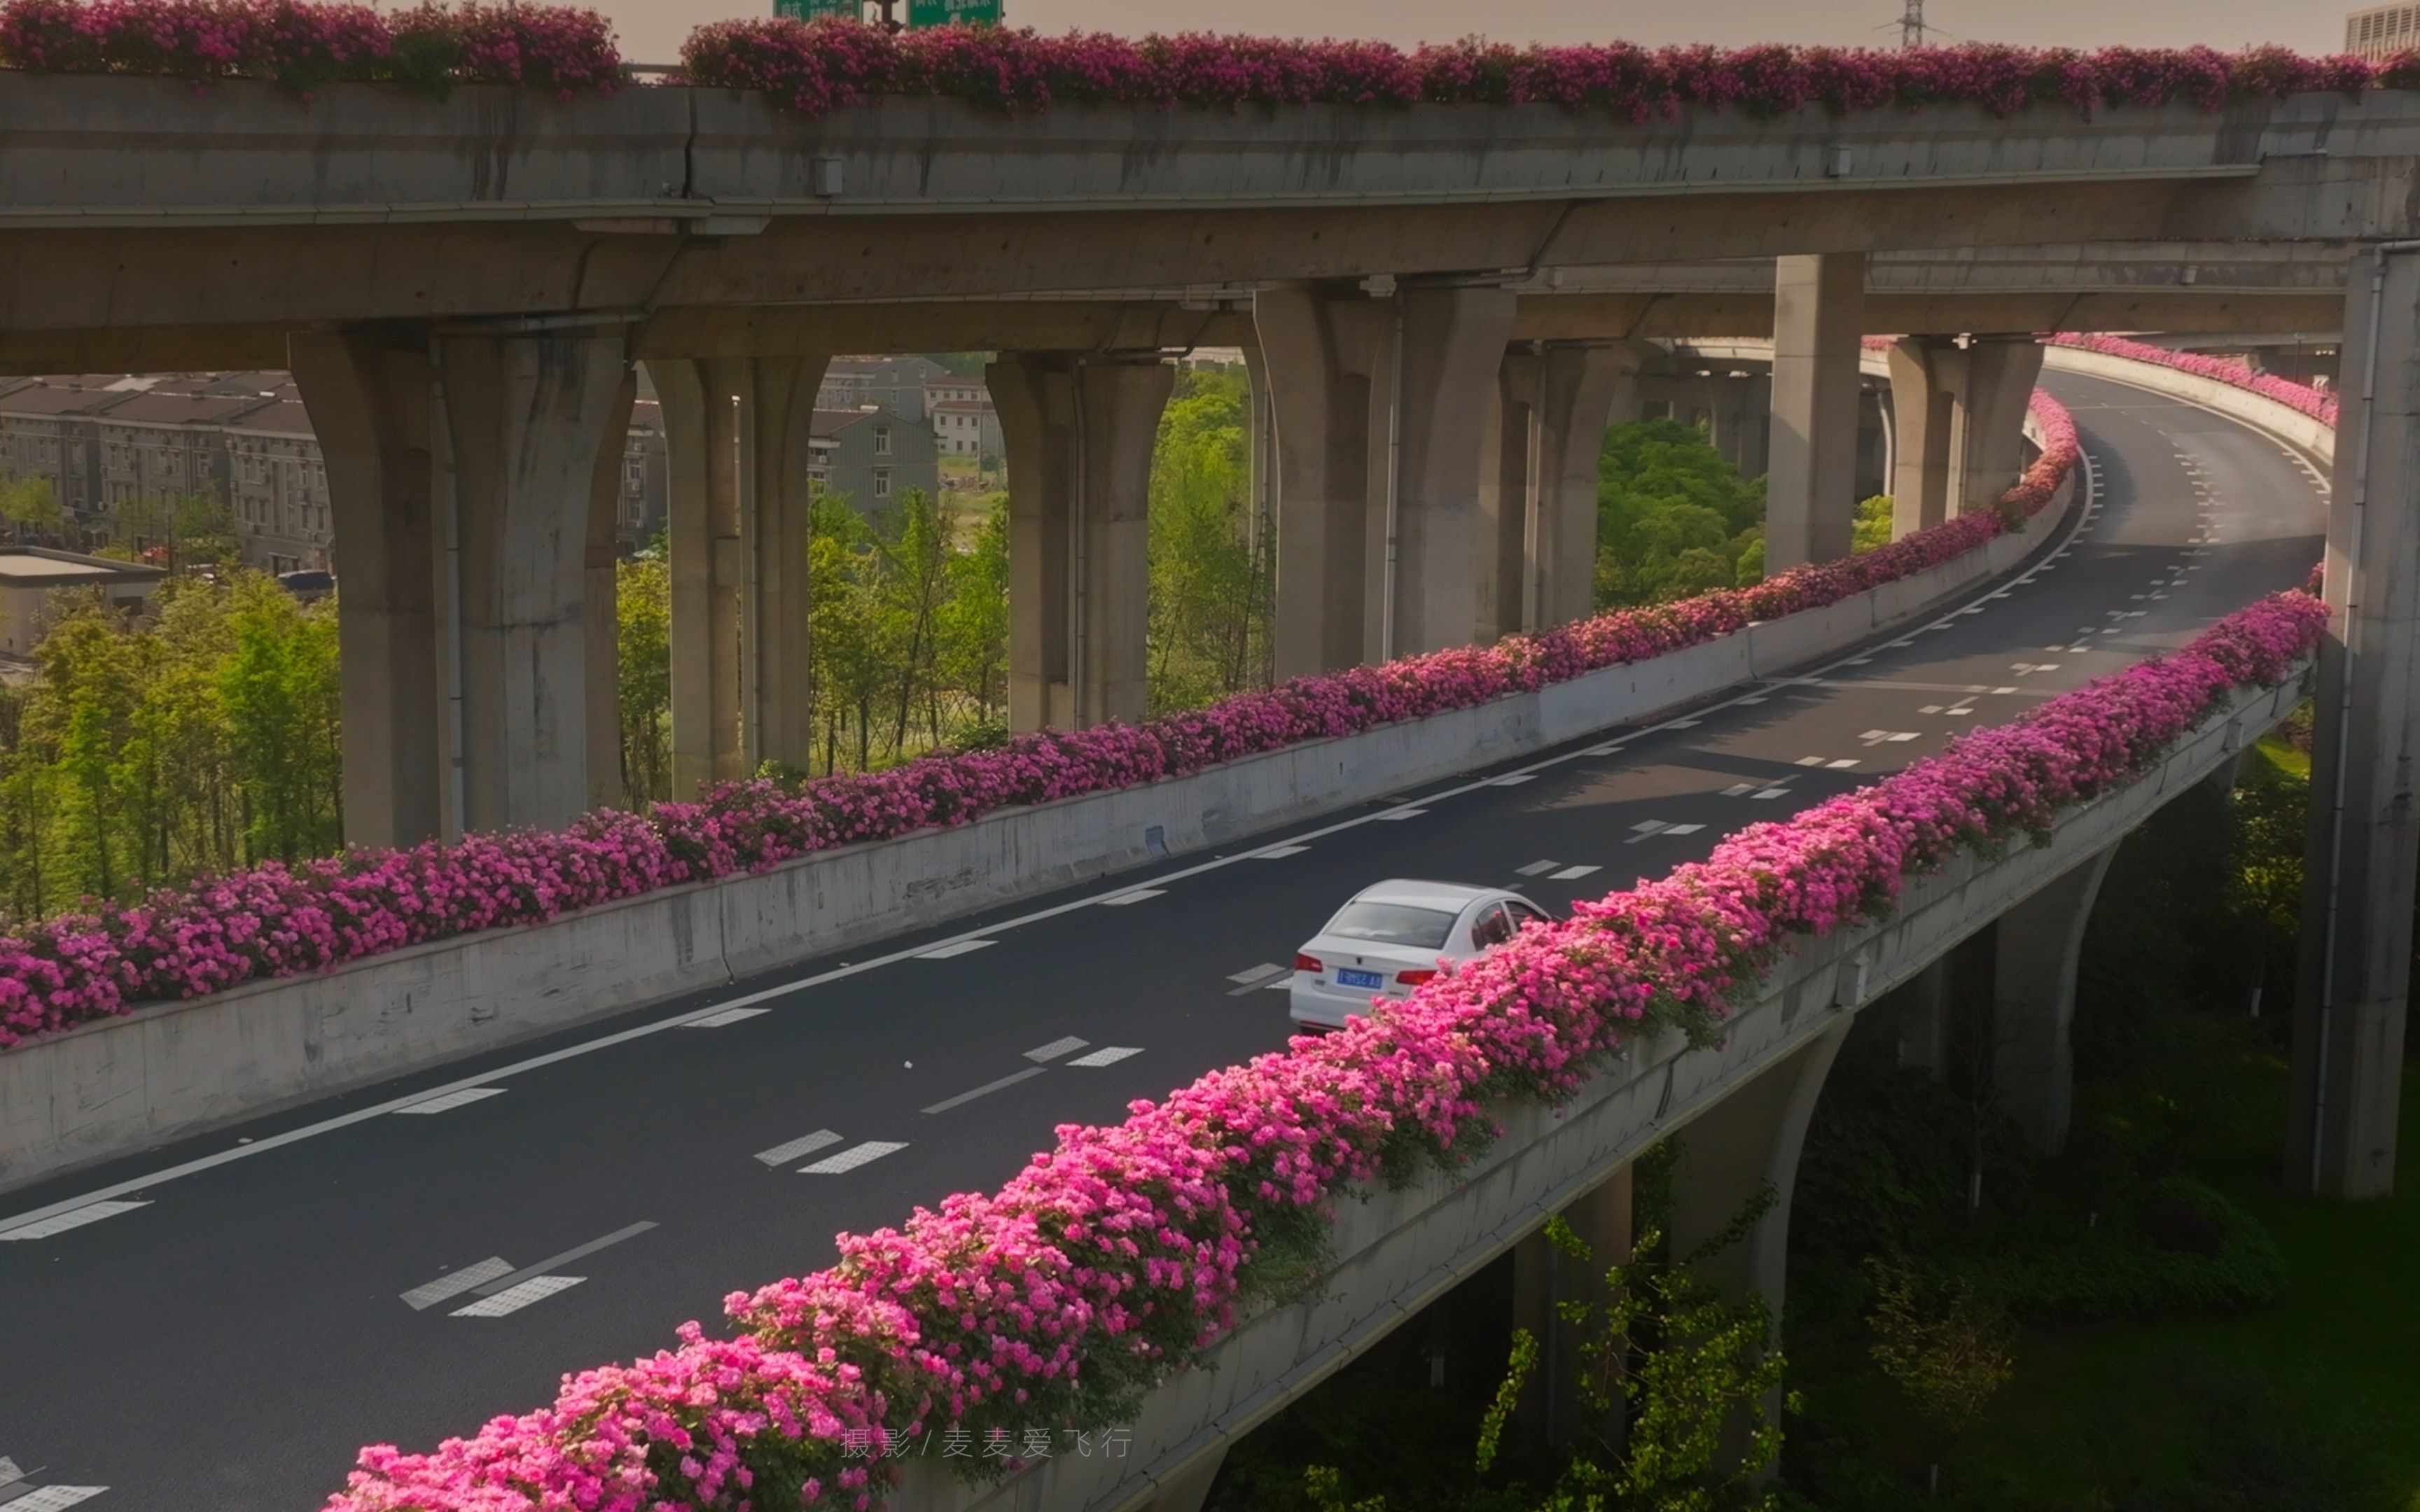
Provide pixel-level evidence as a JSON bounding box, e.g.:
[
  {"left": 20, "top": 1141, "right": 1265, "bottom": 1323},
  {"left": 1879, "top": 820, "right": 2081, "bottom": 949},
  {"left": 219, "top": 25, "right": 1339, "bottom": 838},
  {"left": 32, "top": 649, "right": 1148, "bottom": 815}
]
[{"left": 0, "top": 371, "right": 2325, "bottom": 1511}]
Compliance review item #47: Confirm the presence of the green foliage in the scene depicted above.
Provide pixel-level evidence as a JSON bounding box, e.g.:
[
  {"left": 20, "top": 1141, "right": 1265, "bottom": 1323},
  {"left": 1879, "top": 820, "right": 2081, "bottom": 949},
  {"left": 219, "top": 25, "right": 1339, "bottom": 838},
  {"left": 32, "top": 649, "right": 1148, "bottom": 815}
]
[
  {"left": 2113, "top": 1356, "right": 2361, "bottom": 1512},
  {"left": 1147, "top": 366, "right": 1271, "bottom": 713},
  {"left": 1863, "top": 1261, "right": 2015, "bottom": 1443},
  {"left": 106, "top": 489, "right": 239, "bottom": 571},
  {"left": 1851, "top": 495, "right": 1893, "bottom": 554},
  {"left": 1594, "top": 419, "right": 1767, "bottom": 610},
  {"left": 616, "top": 550, "right": 673, "bottom": 804},
  {"left": 0, "top": 571, "right": 337, "bottom": 917},
  {"left": 0, "top": 475, "right": 62, "bottom": 538},
  {"left": 1954, "top": 1177, "right": 2284, "bottom": 1323}
]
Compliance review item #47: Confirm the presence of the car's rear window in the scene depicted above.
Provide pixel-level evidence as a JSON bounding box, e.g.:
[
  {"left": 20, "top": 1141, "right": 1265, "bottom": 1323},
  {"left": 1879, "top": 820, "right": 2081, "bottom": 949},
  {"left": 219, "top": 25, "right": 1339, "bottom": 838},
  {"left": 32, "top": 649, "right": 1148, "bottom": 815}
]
[{"left": 1326, "top": 902, "right": 1457, "bottom": 948}]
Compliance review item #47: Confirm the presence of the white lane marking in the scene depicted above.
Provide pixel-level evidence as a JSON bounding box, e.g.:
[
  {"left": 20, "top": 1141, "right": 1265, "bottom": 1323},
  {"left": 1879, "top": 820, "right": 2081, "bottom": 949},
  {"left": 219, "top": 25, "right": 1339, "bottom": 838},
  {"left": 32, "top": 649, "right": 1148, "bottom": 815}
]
[
  {"left": 801, "top": 1141, "right": 909, "bottom": 1175},
  {"left": 1024, "top": 1035, "right": 1089, "bottom": 1062},
  {"left": 0, "top": 1200, "right": 149, "bottom": 1241},
  {"left": 1098, "top": 889, "right": 1164, "bottom": 906},
  {"left": 1068, "top": 1046, "right": 1144, "bottom": 1068},
  {"left": 0, "top": 449, "right": 2106, "bottom": 1236},
  {"left": 393, "top": 1087, "right": 506, "bottom": 1115},
  {"left": 452, "top": 1275, "right": 585, "bottom": 1317},
  {"left": 1548, "top": 864, "right": 1601, "bottom": 881},
  {"left": 1489, "top": 774, "right": 1537, "bottom": 785},
  {"left": 684, "top": 1006, "right": 770, "bottom": 1028},
  {"left": 1736, "top": 694, "right": 1768, "bottom": 704},
  {"left": 1665, "top": 718, "right": 1701, "bottom": 729},
  {"left": 754, "top": 1130, "right": 844, "bottom": 1167},
  {"left": 1793, "top": 756, "right": 1824, "bottom": 766},
  {"left": 10, "top": 1487, "right": 111, "bottom": 1511},
  {"left": 1515, "top": 860, "right": 1559, "bottom": 876},
  {"left": 1827, "top": 758, "right": 1860, "bottom": 770},
  {"left": 1375, "top": 806, "right": 1428, "bottom": 820},
  {"left": 1844, "top": 657, "right": 1872, "bottom": 666},
  {"left": 1721, "top": 783, "right": 1756, "bottom": 797},
  {"left": 1860, "top": 729, "right": 1921, "bottom": 746},
  {"left": 1665, "top": 823, "right": 1704, "bottom": 836},
  {"left": 1228, "top": 963, "right": 1285, "bottom": 986},
  {"left": 1752, "top": 788, "right": 1791, "bottom": 799},
  {"left": 918, "top": 939, "right": 996, "bottom": 960},
  {"left": 1626, "top": 821, "right": 1667, "bottom": 843},
  {"left": 922, "top": 1066, "right": 1047, "bottom": 1114},
  {"left": 400, "top": 1256, "right": 513, "bottom": 1310},
  {"left": 1253, "top": 844, "right": 1308, "bottom": 859},
  {"left": 457, "top": 1222, "right": 656, "bottom": 1306}
]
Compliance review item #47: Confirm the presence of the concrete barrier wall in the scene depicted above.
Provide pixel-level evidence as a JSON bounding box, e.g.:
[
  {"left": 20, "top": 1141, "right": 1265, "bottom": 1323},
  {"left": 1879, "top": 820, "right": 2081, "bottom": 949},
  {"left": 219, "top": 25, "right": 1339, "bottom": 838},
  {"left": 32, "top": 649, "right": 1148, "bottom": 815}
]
[
  {"left": 0, "top": 474, "right": 2078, "bottom": 1193},
  {"left": 900, "top": 662, "right": 2309, "bottom": 1512}
]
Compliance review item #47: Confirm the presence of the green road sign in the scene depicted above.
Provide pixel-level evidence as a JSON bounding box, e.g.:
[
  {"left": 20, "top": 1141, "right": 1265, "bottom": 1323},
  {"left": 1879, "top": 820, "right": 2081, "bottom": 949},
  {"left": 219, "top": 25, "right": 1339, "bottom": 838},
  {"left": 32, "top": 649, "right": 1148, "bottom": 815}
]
[
  {"left": 775, "top": 0, "right": 860, "bottom": 20},
  {"left": 908, "top": 0, "right": 1001, "bottom": 26}
]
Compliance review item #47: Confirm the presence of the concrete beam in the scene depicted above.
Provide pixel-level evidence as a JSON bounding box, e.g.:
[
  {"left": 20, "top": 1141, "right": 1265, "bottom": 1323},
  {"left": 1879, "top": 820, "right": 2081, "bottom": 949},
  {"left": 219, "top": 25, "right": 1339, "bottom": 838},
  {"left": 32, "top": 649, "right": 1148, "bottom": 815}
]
[{"left": 2288, "top": 246, "right": 2420, "bottom": 1200}]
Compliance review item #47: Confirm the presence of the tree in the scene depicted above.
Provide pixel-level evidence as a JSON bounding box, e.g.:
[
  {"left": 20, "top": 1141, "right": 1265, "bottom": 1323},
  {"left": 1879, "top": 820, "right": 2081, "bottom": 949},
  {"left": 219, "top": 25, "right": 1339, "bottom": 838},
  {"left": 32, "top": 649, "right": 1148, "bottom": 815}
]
[
  {"left": 109, "top": 488, "right": 238, "bottom": 573},
  {"left": 0, "top": 476, "right": 62, "bottom": 540},
  {"left": 217, "top": 577, "right": 342, "bottom": 864},
  {"left": 872, "top": 489, "right": 953, "bottom": 756},
  {"left": 616, "top": 547, "right": 674, "bottom": 804},
  {"left": 937, "top": 498, "right": 1010, "bottom": 729},
  {"left": 1597, "top": 420, "right": 1767, "bottom": 610},
  {"left": 1865, "top": 1260, "right": 2016, "bottom": 1496},
  {"left": 1851, "top": 495, "right": 1893, "bottom": 554},
  {"left": 1146, "top": 366, "right": 1269, "bottom": 712}
]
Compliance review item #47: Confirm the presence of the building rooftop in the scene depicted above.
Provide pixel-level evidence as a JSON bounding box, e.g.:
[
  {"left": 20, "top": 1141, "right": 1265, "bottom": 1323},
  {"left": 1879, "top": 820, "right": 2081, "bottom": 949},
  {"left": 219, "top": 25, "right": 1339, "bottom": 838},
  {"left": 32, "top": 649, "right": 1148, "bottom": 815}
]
[
  {"left": 812, "top": 405, "right": 912, "bottom": 436},
  {"left": 0, "top": 547, "right": 166, "bottom": 586},
  {"left": 100, "top": 390, "right": 279, "bottom": 427},
  {"left": 0, "top": 383, "right": 134, "bottom": 419},
  {"left": 225, "top": 398, "right": 315, "bottom": 438},
  {"left": 931, "top": 398, "right": 995, "bottom": 414}
]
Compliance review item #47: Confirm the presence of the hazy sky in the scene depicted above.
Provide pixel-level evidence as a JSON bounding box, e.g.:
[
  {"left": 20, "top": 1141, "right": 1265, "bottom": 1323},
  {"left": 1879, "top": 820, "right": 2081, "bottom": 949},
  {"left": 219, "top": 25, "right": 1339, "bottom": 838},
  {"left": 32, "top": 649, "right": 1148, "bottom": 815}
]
[{"left": 607, "top": 0, "right": 2347, "bottom": 69}]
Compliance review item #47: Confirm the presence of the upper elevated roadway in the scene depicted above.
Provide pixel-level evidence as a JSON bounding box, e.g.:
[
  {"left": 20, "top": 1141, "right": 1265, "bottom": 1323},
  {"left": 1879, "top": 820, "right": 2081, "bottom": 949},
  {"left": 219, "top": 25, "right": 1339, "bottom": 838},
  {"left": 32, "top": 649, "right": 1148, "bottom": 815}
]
[{"left": 0, "top": 367, "right": 2325, "bottom": 1509}]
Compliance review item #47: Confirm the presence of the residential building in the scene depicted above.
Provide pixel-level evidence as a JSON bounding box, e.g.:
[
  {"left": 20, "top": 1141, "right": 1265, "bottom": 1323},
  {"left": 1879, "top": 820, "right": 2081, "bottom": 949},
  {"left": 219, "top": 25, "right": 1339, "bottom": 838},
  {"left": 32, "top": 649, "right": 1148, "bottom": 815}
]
[
  {"left": 926, "top": 375, "right": 987, "bottom": 408},
  {"left": 2346, "top": 4, "right": 2420, "bottom": 58},
  {"left": 0, "top": 546, "right": 165, "bottom": 656},
  {"left": 819, "top": 356, "right": 953, "bottom": 419},
  {"left": 0, "top": 371, "right": 672, "bottom": 574},
  {"left": 808, "top": 405, "right": 940, "bottom": 509},
  {"left": 930, "top": 398, "right": 1002, "bottom": 459}
]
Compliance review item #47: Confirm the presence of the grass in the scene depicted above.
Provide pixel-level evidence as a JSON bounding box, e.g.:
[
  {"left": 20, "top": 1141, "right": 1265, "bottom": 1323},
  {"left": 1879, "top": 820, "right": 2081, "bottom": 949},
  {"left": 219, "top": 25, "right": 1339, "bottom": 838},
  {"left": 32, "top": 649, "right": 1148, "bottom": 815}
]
[{"left": 1882, "top": 1047, "right": 2420, "bottom": 1511}]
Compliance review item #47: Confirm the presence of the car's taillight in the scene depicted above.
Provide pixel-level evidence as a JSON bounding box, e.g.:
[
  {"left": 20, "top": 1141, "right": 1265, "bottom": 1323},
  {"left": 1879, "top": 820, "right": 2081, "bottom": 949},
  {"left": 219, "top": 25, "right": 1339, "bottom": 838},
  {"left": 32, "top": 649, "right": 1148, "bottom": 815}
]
[
  {"left": 1396, "top": 969, "right": 1438, "bottom": 986},
  {"left": 1294, "top": 953, "right": 1323, "bottom": 973}
]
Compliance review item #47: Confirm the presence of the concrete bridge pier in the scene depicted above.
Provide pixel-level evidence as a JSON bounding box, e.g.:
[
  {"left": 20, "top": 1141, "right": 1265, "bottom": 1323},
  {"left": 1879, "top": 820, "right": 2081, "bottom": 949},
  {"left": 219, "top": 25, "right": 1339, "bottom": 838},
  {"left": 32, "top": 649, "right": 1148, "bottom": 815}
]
[
  {"left": 2288, "top": 245, "right": 2420, "bottom": 1200},
  {"left": 1477, "top": 342, "right": 1644, "bottom": 642},
  {"left": 1765, "top": 253, "right": 1867, "bottom": 573},
  {"left": 1253, "top": 281, "right": 1393, "bottom": 680},
  {"left": 656, "top": 354, "right": 827, "bottom": 790},
  {"left": 291, "top": 327, "right": 443, "bottom": 850},
  {"left": 436, "top": 329, "right": 633, "bottom": 835},
  {"left": 990, "top": 351, "right": 1174, "bottom": 732},
  {"left": 1886, "top": 335, "right": 1964, "bottom": 539},
  {"left": 1509, "top": 1162, "right": 1635, "bottom": 1449},
  {"left": 1956, "top": 337, "right": 2046, "bottom": 513},
  {"left": 1992, "top": 848, "right": 2118, "bottom": 1155},
  {"left": 1391, "top": 281, "right": 1522, "bottom": 655}
]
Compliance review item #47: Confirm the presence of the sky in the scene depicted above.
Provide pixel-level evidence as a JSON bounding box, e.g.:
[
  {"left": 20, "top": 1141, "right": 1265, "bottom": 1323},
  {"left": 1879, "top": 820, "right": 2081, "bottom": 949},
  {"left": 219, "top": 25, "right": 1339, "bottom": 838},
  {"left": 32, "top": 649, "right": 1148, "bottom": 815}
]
[{"left": 604, "top": 0, "right": 2349, "bottom": 69}]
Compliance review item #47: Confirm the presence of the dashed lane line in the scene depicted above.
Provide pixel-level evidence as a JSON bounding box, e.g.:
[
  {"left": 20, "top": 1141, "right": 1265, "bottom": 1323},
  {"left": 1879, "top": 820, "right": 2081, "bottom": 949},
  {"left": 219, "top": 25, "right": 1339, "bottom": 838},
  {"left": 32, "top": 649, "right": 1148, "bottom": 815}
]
[
  {"left": 1548, "top": 865, "right": 1601, "bottom": 881},
  {"left": 1098, "top": 889, "right": 1165, "bottom": 906},
  {"left": 754, "top": 1130, "right": 844, "bottom": 1167},
  {"left": 1068, "top": 1046, "right": 1144, "bottom": 1068},
  {"left": 1024, "top": 1036, "right": 1089, "bottom": 1062},
  {"left": 452, "top": 1275, "right": 586, "bottom": 1318},
  {"left": 399, "top": 1256, "right": 514, "bottom": 1310},
  {"left": 801, "top": 1141, "right": 910, "bottom": 1175},
  {"left": 922, "top": 1067, "right": 1047, "bottom": 1114}
]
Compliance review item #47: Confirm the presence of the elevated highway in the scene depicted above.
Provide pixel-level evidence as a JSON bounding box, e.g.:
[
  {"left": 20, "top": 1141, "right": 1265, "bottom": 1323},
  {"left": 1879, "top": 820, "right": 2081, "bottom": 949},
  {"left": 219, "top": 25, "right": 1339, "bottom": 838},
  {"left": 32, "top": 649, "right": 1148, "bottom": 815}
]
[{"left": 0, "top": 366, "right": 2325, "bottom": 1510}]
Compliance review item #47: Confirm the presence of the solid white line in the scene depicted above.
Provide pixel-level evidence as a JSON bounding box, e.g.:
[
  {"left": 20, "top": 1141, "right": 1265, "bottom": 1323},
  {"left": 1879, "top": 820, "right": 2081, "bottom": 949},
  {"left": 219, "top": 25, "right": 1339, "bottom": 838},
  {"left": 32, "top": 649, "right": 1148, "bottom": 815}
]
[
  {"left": 1488, "top": 774, "right": 1537, "bottom": 785},
  {"left": 917, "top": 939, "right": 996, "bottom": 960},
  {"left": 1024, "top": 1035, "right": 1089, "bottom": 1062},
  {"left": 399, "top": 1255, "right": 514, "bottom": 1310},
  {"left": 683, "top": 1007, "right": 770, "bottom": 1029},
  {"left": 1375, "top": 807, "right": 1427, "bottom": 820},
  {"left": 0, "top": 1200, "right": 148, "bottom": 1241},
  {"left": 452, "top": 1275, "right": 584, "bottom": 1317},
  {"left": 801, "top": 1141, "right": 909, "bottom": 1175},
  {"left": 1252, "top": 844, "right": 1308, "bottom": 858},
  {"left": 392, "top": 1087, "right": 506, "bottom": 1115},
  {"left": 1068, "top": 1046, "right": 1143, "bottom": 1068},
  {"left": 754, "top": 1130, "right": 844, "bottom": 1167},
  {"left": 1097, "top": 889, "right": 1164, "bottom": 906},
  {"left": 922, "top": 1066, "right": 1046, "bottom": 1114},
  {"left": 0, "top": 442, "right": 2106, "bottom": 1236}
]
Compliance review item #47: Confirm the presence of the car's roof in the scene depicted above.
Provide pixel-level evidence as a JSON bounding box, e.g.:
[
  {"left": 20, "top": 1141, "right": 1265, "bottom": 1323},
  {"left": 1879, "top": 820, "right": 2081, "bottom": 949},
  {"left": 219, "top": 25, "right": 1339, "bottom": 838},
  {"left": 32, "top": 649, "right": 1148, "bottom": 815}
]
[{"left": 1348, "top": 878, "right": 1498, "bottom": 911}]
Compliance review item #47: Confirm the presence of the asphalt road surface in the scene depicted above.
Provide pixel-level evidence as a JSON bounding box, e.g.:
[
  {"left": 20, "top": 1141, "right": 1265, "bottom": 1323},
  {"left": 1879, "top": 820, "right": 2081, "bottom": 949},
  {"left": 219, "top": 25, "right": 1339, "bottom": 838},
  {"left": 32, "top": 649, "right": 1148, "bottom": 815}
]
[{"left": 0, "top": 371, "right": 2328, "bottom": 1512}]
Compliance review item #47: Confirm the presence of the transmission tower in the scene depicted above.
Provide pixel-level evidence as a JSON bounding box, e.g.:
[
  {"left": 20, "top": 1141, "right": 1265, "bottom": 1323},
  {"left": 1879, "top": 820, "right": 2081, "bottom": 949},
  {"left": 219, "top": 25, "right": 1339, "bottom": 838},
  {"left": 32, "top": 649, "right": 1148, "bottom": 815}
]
[{"left": 1900, "top": 0, "right": 1928, "bottom": 48}]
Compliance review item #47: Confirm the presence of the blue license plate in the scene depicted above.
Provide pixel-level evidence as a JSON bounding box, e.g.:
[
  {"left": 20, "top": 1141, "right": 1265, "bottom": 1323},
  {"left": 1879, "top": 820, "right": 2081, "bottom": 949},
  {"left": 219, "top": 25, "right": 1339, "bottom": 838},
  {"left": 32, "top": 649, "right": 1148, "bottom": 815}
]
[{"left": 1336, "top": 968, "right": 1384, "bottom": 989}]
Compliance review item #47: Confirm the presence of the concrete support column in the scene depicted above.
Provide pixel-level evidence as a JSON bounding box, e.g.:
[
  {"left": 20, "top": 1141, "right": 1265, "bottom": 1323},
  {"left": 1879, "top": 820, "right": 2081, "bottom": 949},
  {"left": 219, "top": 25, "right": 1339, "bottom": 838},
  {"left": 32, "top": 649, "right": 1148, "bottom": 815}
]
[
  {"left": 1893, "top": 956, "right": 1954, "bottom": 1081},
  {"left": 1956, "top": 337, "right": 2045, "bottom": 514},
  {"left": 291, "top": 326, "right": 442, "bottom": 849},
  {"left": 436, "top": 330, "right": 630, "bottom": 835},
  {"left": 585, "top": 371, "right": 637, "bottom": 811},
  {"left": 658, "top": 355, "right": 828, "bottom": 790},
  {"left": 1253, "top": 282, "right": 1394, "bottom": 679},
  {"left": 1392, "top": 281, "right": 1520, "bottom": 655},
  {"left": 1477, "top": 349, "right": 1539, "bottom": 645},
  {"left": 990, "top": 351, "right": 1174, "bottom": 732},
  {"left": 1994, "top": 848, "right": 2118, "bottom": 1155},
  {"left": 1765, "top": 253, "right": 1866, "bottom": 573},
  {"left": 2288, "top": 247, "right": 2420, "bottom": 1200},
  {"left": 1885, "top": 336, "right": 1965, "bottom": 540},
  {"left": 1241, "top": 339, "right": 1277, "bottom": 558},
  {"left": 1532, "top": 343, "right": 1642, "bottom": 629},
  {"left": 1510, "top": 1161, "right": 1635, "bottom": 1448}
]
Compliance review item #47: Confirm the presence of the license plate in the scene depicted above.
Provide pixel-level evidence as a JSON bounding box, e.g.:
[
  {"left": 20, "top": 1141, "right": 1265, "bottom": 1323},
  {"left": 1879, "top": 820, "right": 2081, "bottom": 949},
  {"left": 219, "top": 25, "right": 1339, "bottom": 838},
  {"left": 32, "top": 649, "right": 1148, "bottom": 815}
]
[{"left": 1336, "top": 968, "right": 1384, "bottom": 989}]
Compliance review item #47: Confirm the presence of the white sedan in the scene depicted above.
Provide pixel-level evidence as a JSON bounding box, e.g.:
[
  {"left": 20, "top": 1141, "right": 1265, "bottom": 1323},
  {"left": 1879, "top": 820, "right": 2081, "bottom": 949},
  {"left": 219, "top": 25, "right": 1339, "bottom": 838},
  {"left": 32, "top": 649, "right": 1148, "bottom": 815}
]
[{"left": 1288, "top": 879, "right": 1555, "bottom": 1031}]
